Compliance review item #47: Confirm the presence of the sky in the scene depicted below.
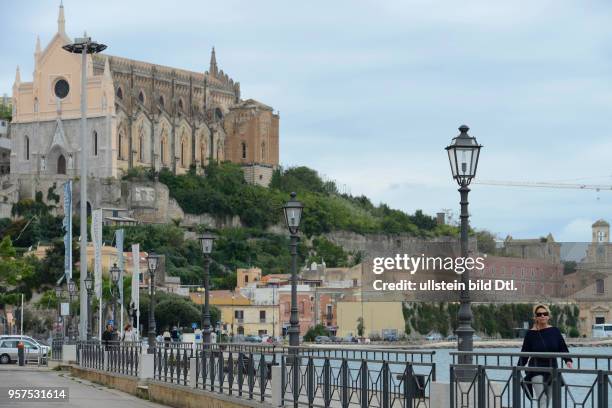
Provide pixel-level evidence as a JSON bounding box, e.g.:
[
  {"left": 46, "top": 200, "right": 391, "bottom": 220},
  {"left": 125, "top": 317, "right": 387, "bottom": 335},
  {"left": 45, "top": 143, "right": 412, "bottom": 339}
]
[{"left": 2, "top": 1, "right": 612, "bottom": 242}]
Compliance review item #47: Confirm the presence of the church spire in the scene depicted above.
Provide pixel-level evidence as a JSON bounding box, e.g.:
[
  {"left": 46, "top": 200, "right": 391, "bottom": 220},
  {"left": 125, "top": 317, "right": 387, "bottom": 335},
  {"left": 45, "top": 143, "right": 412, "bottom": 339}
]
[
  {"left": 35, "top": 35, "right": 41, "bottom": 55},
  {"left": 58, "top": 1, "right": 66, "bottom": 35},
  {"left": 209, "top": 47, "right": 218, "bottom": 77},
  {"left": 103, "top": 57, "right": 111, "bottom": 79},
  {"left": 14, "top": 66, "right": 21, "bottom": 84}
]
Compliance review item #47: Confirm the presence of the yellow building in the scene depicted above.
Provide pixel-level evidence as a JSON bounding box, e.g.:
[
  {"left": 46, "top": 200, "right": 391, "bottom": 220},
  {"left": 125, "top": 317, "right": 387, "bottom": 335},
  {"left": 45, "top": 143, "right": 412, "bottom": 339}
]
[
  {"left": 336, "top": 301, "right": 405, "bottom": 338},
  {"left": 190, "top": 290, "right": 280, "bottom": 337}
]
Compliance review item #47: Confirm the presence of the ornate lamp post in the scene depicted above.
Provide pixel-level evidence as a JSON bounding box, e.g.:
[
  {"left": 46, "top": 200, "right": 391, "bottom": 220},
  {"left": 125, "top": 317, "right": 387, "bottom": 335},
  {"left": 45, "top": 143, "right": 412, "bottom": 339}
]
[
  {"left": 109, "top": 263, "right": 120, "bottom": 327},
  {"left": 198, "top": 232, "right": 216, "bottom": 345},
  {"left": 146, "top": 253, "right": 160, "bottom": 353},
  {"left": 54, "top": 285, "right": 64, "bottom": 338},
  {"left": 283, "top": 192, "right": 304, "bottom": 348},
  {"left": 67, "top": 280, "right": 77, "bottom": 340},
  {"left": 445, "top": 124, "right": 482, "bottom": 365},
  {"left": 62, "top": 36, "right": 107, "bottom": 341},
  {"left": 84, "top": 274, "right": 94, "bottom": 340}
]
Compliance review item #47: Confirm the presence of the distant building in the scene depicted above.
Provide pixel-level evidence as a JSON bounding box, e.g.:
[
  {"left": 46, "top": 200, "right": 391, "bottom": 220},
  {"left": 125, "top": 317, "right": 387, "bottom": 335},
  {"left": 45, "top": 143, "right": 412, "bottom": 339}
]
[{"left": 502, "top": 233, "right": 560, "bottom": 263}]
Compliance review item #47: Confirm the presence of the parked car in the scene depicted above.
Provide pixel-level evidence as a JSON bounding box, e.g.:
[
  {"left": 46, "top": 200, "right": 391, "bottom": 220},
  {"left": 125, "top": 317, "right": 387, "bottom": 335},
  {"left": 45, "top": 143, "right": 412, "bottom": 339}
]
[
  {"left": 425, "top": 332, "right": 443, "bottom": 341},
  {"left": 314, "top": 336, "right": 331, "bottom": 344},
  {"left": 343, "top": 335, "right": 358, "bottom": 343},
  {"left": 383, "top": 334, "right": 399, "bottom": 342},
  {"left": 446, "top": 334, "right": 458, "bottom": 341},
  {"left": 473, "top": 334, "right": 482, "bottom": 341},
  {"left": 0, "top": 338, "right": 48, "bottom": 364},
  {"left": 244, "top": 335, "right": 262, "bottom": 343},
  {"left": 0, "top": 336, "right": 50, "bottom": 355}
]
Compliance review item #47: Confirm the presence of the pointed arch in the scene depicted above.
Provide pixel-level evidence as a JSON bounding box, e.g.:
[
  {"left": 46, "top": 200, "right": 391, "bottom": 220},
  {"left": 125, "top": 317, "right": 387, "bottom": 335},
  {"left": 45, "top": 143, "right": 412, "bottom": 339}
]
[
  {"left": 118, "top": 131, "right": 124, "bottom": 159},
  {"left": 116, "top": 86, "right": 123, "bottom": 100},
  {"left": 24, "top": 136, "right": 30, "bottom": 160},
  {"left": 92, "top": 130, "right": 98, "bottom": 156}
]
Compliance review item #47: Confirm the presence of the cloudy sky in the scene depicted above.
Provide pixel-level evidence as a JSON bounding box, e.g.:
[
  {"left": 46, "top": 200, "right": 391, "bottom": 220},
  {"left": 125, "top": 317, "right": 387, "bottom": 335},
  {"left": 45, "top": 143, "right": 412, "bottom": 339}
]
[{"left": 2, "top": 1, "right": 612, "bottom": 242}]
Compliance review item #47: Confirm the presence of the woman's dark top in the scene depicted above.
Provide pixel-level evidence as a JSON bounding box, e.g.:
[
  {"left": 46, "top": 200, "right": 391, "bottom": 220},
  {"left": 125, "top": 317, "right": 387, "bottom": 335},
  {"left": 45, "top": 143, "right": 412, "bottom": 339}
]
[{"left": 518, "top": 326, "right": 572, "bottom": 381}]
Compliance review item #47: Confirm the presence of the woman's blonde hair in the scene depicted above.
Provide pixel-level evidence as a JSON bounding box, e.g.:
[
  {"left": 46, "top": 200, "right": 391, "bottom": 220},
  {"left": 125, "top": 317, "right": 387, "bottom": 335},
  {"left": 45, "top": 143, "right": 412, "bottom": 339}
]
[
  {"left": 532, "top": 304, "right": 551, "bottom": 329},
  {"left": 533, "top": 304, "right": 550, "bottom": 315}
]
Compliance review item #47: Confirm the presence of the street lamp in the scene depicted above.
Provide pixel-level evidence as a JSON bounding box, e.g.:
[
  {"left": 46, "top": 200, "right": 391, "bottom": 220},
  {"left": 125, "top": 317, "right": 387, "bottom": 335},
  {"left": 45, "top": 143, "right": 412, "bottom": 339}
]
[
  {"left": 283, "top": 192, "right": 304, "bottom": 348},
  {"left": 445, "top": 124, "right": 482, "bottom": 365},
  {"left": 84, "top": 274, "right": 94, "bottom": 340},
  {"left": 199, "top": 232, "right": 216, "bottom": 345},
  {"left": 109, "top": 263, "right": 120, "bottom": 327},
  {"left": 54, "top": 285, "right": 63, "bottom": 338},
  {"left": 62, "top": 35, "right": 107, "bottom": 341},
  {"left": 146, "top": 253, "right": 160, "bottom": 353},
  {"left": 67, "top": 280, "right": 77, "bottom": 340}
]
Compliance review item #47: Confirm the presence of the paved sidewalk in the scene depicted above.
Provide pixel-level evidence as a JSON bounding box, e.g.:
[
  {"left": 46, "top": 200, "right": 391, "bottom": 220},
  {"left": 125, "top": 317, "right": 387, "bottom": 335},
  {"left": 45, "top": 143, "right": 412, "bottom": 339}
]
[{"left": 0, "top": 365, "right": 169, "bottom": 408}]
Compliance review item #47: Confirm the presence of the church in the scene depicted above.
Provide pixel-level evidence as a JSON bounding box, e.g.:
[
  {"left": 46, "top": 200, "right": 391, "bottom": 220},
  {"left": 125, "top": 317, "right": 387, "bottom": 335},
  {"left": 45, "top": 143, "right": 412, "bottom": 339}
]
[{"left": 9, "top": 3, "right": 279, "bottom": 203}]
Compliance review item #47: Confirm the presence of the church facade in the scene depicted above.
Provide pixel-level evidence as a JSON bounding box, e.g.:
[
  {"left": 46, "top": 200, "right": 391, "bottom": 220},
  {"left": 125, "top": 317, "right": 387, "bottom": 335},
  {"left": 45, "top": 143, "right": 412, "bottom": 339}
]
[{"left": 10, "top": 3, "right": 279, "bottom": 199}]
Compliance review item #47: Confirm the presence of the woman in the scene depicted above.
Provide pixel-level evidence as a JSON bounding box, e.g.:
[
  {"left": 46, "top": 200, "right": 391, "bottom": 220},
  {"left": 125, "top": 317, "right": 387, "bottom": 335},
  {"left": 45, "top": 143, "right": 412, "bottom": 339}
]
[
  {"left": 518, "top": 304, "right": 573, "bottom": 407},
  {"left": 122, "top": 324, "right": 136, "bottom": 342}
]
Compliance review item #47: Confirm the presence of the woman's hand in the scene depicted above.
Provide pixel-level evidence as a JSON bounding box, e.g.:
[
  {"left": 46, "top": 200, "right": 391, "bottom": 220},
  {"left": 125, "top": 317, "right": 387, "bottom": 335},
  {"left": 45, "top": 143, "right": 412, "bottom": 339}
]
[{"left": 566, "top": 361, "right": 573, "bottom": 369}]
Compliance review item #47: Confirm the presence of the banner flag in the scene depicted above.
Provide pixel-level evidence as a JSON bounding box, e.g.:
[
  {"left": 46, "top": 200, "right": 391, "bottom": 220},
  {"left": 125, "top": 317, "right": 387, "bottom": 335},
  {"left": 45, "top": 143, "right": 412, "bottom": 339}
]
[{"left": 63, "top": 180, "right": 72, "bottom": 280}]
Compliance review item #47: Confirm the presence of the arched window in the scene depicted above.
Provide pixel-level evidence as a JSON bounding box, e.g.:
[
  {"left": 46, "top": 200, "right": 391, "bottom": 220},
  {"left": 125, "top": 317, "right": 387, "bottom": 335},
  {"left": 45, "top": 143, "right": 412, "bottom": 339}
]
[
  {"left": 181, "top": 139, "right": 186, "bottom": 167},
  {"left": 159, "top": 95, "right": 165, "bottom": 108},
  {"left": 139, "top": 133, "right": 144, "bottom": 162},
  {"left": 201, "top": 141, "right": 207, "bottom": 164},
  {"left": 178, "top": 98, "right": 184, "bottom": 111},
  {"left": 241, "top": 142, "right": 247, "bottom": 159},
  {"left": 261, "top": 142, "right": 265, "bottom": 161},
  {"left": 93, "top": 131, "right": 98, "bottom": 156},
  {"left": 160, "top": 137, "right": 167, "bottom": 165},
  {"left": 138, "top": 91, "right": 145, "bottom": 104},
  {"left": 25, "top": 136, "right": 29, "bottom": 160},
  {"left": 596, "top": 279, "right": 605, "bottom": 294},
  {"left": 118, "top": 132, "right": 124, "bottom": 159},
  {"left": 116, "top": 87, "right": 123, "bottom": 100}
]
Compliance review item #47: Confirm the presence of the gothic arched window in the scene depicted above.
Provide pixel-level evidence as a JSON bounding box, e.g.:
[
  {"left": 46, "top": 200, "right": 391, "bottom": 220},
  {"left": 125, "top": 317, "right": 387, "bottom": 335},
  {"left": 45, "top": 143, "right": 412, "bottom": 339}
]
[
  {"left": 160, "top": 136, "right": 167, "bottom": 165},
  {"left": 138, "top": 91, "right": 145, "bottom": 104},
  {"left": 139, "top": 133, "right": 144, "bottom": 162},
  {"left": 118, "top": 132, "right": 124, "bottom": 159},
  {"left": 93, "top": 131, "right": 98, "bottom": 156},
  {"left": 159, "top": 95, "right": 165, "bottom": 108},
  {"left": 241, "top": 142, "right": 247, "bottom": 159},
  {"left": 116, "top": 87, "right": 123, "bottom": 100},
  {"left": 181, "top": 139, "right": 186, "bottom": 167},
  {"left": 178, "top": 98, "right": 184, "bottom": 112}
]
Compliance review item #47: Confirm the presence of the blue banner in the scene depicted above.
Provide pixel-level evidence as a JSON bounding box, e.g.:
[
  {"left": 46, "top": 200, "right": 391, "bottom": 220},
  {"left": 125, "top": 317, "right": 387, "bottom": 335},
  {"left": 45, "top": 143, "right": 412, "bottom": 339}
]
[
  {"left": 63, "top": 180, "right": 72, "bottom": 280},
  {"left": 116, "top": 229, "right": 124, "bottom": 303}
]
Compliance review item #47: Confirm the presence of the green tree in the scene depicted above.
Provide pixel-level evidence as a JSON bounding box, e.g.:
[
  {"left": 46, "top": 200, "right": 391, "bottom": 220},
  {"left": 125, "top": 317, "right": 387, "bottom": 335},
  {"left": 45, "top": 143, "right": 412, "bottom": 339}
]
[{"left": 304, "top": 324, "right": 330, "bottom": 342}]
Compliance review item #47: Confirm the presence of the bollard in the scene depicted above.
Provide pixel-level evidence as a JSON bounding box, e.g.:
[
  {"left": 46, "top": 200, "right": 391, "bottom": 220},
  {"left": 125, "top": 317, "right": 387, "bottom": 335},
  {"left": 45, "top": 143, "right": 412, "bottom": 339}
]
[
  {"left": 271, "top": 365, "right": 283, "bottom": 407},
  {"left": 17, "top": 342, "right": 25, "bottom": 366}
]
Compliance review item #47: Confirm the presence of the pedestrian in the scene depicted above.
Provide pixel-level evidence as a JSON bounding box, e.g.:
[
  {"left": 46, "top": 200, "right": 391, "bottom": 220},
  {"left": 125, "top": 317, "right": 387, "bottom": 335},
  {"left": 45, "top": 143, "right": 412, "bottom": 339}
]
[
  {"left": 102, "top": 324, "right": 116, "bottom": 350},
  {"left": 163, "top": 328, "right": 171, "bottom": 347},
  {"left": 171, "top": 326, "right": 180, "bottom": 342},
  {"left": 156, "top": 333, "right": 163, "bottom": 343},
  {"left": 122, "top": 324, "right": 136, "bottom": 342},
  {"left": 518, "top": 304, "right": 573, "bottom": 408}
]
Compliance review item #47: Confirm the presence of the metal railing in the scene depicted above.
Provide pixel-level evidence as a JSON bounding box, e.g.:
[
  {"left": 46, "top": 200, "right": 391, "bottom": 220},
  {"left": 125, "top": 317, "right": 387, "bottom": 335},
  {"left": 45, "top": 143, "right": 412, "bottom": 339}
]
[
  {"left": 195, "top": 347, "right": 276, "bottom": 402},
  {"left": 450, "top": 351, "right": 612, "bottom": 408},
  {"left": 154, "top": 342, "right": 194, "bottom": 385},
  {"left": 77, "top": 340, "right": 141, "bottom": 377},
  {"left": 281, "top": 350, "right": 435, "bottom": 408},
  {"left": 51, "top": 337, "right": 65, "bottom": 361}
]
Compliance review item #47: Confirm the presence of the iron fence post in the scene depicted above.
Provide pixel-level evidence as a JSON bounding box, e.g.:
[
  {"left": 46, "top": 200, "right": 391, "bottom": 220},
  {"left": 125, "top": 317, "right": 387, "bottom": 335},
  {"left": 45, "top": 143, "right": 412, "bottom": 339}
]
[
  {"left": 511, "top": 366, "right": 521, "bottom": 408},
  {"left": 360, "top": 360, "right": 368, "bottom": 408},
  {"left": 382, "top": 361, "right": 389, "bottom": 408},
  {"left": 477, "top": 366, "right": 485, "bottom": 408}
]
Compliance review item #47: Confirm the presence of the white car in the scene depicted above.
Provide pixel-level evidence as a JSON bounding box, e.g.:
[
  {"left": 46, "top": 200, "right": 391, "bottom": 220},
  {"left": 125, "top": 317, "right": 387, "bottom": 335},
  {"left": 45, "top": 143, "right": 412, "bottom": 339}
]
[
  {"left": 0, "top": 337, "right": 49, "bottom": 364},
  {"left": 0, "top": 335, "right": 50, "bottom": 353}
]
